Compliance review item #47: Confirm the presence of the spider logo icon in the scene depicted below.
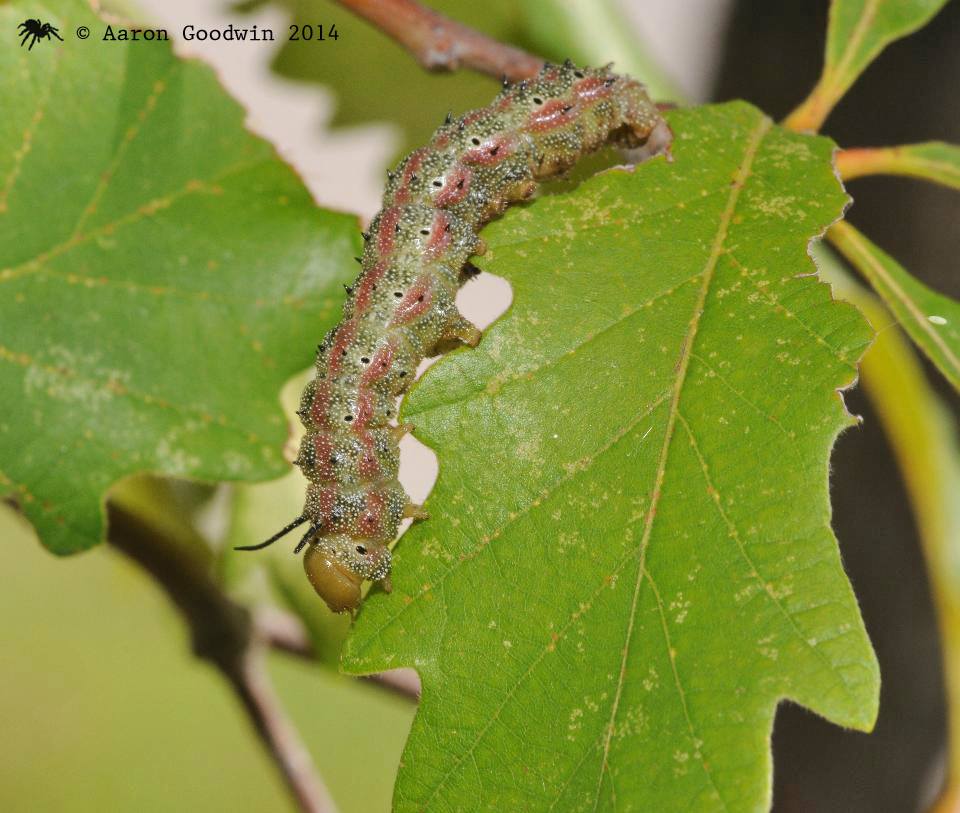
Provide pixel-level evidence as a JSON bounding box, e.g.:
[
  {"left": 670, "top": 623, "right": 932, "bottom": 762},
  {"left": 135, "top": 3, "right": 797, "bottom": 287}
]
[{"left": 18, "top": 18, "right": 63, "bottom": 50}]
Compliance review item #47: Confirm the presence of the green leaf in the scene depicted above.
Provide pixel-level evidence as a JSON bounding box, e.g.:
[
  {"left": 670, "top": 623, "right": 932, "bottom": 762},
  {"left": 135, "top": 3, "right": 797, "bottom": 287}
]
[
  {"left": 243, "top": 0, "right": 526, "bottom": 158},
  {"left": 830, "top": 221, "right": 960, "bottom": 392},
  {"left": 344, "top": 103, "right": 879, "bottom": 811},
  {"left": 0, "top": 0, "right": 359, "bottom": 554},
  {"left": 785, "top": 0, "right": 949, "bottom": 131},
  {"left": 837, "top": 141, "right": 960, "bottom": 190}
]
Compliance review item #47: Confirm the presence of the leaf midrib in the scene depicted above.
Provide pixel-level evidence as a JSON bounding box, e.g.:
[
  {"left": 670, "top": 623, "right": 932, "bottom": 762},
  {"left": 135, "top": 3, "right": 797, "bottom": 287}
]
[
  {"left": 589, "top": 113, "right": 771, "bottom": 813},
  {"left": 387, "top": 113, "right": 773, "bottom": 811},
  {"left": 827, "top": 0, "right": 879, "bottom": 93}
]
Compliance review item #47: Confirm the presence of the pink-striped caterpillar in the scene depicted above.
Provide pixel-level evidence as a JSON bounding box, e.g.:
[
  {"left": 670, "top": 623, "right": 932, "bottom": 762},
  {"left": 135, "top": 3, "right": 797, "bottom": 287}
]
[{"left": 237, "top": 60, "right": 665, "bottom": 613}]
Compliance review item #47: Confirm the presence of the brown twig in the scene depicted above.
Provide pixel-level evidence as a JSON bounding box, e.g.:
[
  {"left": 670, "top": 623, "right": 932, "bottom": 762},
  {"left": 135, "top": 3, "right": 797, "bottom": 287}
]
[
  {"left": 363, "top": 668, "right": 422, "bottom": 701},
  {"left": 333, "top": 0, "right": 543, "bottom": 80},
  {"left": 255, "top": 605, "right": 316, "bottom": 658},
  {"left": 105, "top": 498, "right": 420, "bottom": 810},
  {"left": 107, "top": 503, "right": 338, "bottom": 813},
  {"left": 256, "top": 607, "right": 421, "bottom": 702},
  {"left": 253, "top": 605, "right": 421, "bottom": 702},
  {"left": 228, "top": 650, "right": 340, "bottom": 813}
]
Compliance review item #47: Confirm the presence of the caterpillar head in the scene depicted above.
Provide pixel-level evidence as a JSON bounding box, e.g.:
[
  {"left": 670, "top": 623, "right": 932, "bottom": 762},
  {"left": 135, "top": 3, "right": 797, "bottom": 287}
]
[{"left": 303, "top": 536, "right": 392, "bottom": 614}]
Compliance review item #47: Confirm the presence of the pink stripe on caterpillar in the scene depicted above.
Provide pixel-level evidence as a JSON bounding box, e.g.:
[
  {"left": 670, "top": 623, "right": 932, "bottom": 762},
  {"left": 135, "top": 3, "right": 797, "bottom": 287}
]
[
  {"left": 573, "top": 76, "right": 614, "bottom": 103},
  {"left": 424, "top": 211, "right": 453, "bottom": 259},
  {"left": 355, "top": 259, "right": 388, "bottom": 313},
  {"left": 352, "top": 388, "right": 375, "bottom": 431},
  {"left": 403, "top": 148, "right": 427, "bottom": 179},
  {"left": 327, "top": 319, "right": 358, "bottom": 376},
  {"left": 459, "top": 109, "right": 487, "bottom": 128},
  {"left": 357, "top": 432, "right": 381, "bottom": 479},
  {"left": 362, "top": 342, "right": 395, "bottom": 387},
  {"left": 356, "top": 491, "right": 387, "bottom": 538},
  {"left": 391, "top": 275, "right": 434, "bottom": 326},
  {"left": 376, "top": 207, "right": 402, "bottom": 256},
  {"left": 394, "top": 148, "right": 429, "bottom": 204},
  {"left": 435, "top": 166, "right": 471, "bottom": 207},
  {"left": 462, "top": 134, "right": 518, "bottom": 166},
  {"left": 526, "top": 99, "right": 579, "bottom": 133}
]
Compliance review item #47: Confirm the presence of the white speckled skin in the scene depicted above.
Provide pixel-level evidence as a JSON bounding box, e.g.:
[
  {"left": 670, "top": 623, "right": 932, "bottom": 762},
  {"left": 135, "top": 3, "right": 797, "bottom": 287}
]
[{"left": 293, "top": 61, "right": 664, "bottom": 612}]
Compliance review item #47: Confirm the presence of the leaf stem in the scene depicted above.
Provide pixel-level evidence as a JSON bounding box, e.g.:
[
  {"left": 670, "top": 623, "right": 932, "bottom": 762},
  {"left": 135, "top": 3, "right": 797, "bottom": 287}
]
[
  {"left": 333, "top": 0, "right": 543, "bottom": 80},
  {"left": 835, "top": 143, "right": 960, "bottom": 190},
  {"left": 858, "top": 304, "right": 960, "bottom": 811},
  {"left": 782, "top": 76, "right": 839, "bottom": 133},
  {"left": 783, "top": 0, "right": 949, "bottom": 133},
  {"left": 819, "top": 251, "right": 960, "bottom": 810}
]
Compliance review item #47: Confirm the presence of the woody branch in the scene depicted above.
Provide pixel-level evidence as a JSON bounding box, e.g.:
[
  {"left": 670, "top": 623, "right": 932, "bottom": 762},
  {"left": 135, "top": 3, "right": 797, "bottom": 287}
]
[{"left": 333, "top": 0, "right": 544, "bottom": 80}]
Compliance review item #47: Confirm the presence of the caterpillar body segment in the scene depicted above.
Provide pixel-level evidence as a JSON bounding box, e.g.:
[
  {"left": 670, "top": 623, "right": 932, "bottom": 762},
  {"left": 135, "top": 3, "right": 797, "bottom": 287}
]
[{"left": 242, "top": 61, "right": 666, "bottom": 614}]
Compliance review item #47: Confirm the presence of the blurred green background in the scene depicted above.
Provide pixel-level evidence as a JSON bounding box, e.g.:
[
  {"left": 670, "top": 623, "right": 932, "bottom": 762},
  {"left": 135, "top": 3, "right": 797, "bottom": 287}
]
[{"left": 0, "top": 505, "right": 414, "bottom": 811}]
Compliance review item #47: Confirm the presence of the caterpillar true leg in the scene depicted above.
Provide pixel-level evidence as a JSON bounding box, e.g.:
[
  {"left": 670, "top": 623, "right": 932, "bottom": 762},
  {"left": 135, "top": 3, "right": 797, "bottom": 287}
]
[
  {"left": 441, "top": 315, "right": 483, "bottom": 347},
  {"left": 390, "top": 423, "right": 415, "bottom": 441},
  {"left": 403, "top": 504, "right": 430, "bottom": 521}
]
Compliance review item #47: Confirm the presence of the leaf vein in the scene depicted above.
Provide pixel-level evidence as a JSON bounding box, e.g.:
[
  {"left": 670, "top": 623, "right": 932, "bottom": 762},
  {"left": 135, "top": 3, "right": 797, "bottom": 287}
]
[
  {"left": 0, "top": 45, "right": 63, "bottom": 214},
  {"left": 645, "top": 566, "right": 728, "bottom": 809},
  {"left": 590, "top": 113, "right": 772, "bottom": 810},
  {"left": 0, "top": 158, "right": 267, "bottom": 285},
  {"left": 728, "top": 251, "right": 859, "bottom": 370},
  {"left": 677, "top": 411, "right": 862, "bottom": 701},
  {"left": 68, "top": 61, "right": 177, "bottom": 240},
  {"left": 407, "top": 270, "right": 706, "bottom": 420}
]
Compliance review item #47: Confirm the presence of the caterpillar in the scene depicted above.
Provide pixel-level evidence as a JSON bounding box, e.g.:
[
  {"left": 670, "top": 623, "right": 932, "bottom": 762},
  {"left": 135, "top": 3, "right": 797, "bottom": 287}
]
[{"left": 237, "top": 59, "right": 665, "bottom": 614}]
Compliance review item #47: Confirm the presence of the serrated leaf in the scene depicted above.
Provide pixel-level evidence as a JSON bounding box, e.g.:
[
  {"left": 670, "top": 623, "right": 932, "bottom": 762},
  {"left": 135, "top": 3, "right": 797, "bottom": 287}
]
[
  {"left": 830, "top": 221, "right": 960, "bottom": 392},
  {"left": 0, "top": 0, "right": 359, "bottom": 553},
  {"left": 785, "top": 0, "right": 949, "bottom": 131},
  {"left": 837, "top": 141, "right": 960, "bottom": 190},
  {"left": 343, "top": 103, "right": 879, "bottom": 811}
]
